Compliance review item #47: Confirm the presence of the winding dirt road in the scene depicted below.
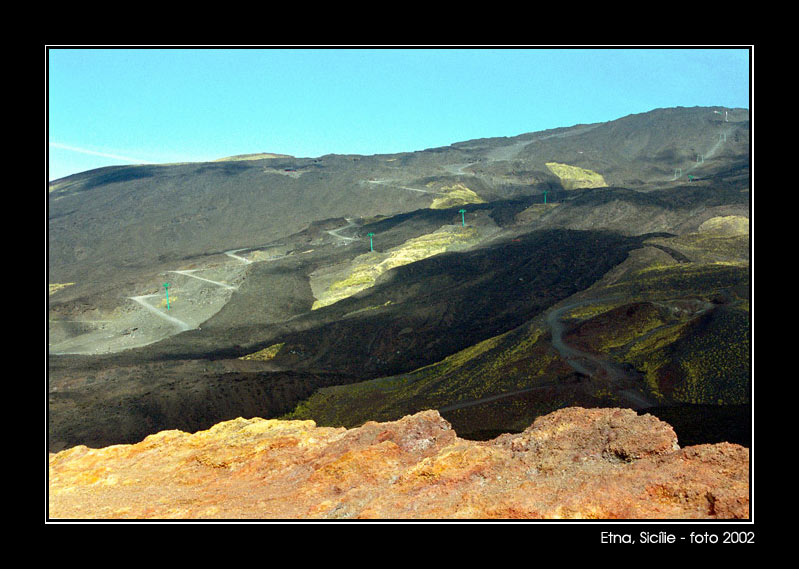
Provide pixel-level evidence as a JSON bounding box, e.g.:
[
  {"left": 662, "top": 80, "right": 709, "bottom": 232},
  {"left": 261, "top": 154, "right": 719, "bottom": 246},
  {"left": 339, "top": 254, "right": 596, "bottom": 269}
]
[
  {"left": 168, "top": 270, "right": 237, "bottom": 290},
  {"left": 545, "top": 298, "right": 654, "bottom": 409},
  {"left": 326, "top": 218, "right": 359, "bottom": 242},
  {"left": 128, "top": 294, "right": 193, "bottom": 332},
  {"left": 363, "top": 179, "right": 445, "bottom": 195},
  {"left": 434, "top": 296, "right": 655, "bottom": 415},
  {"left": 225, "top": 249, "right": 252, "bottom": 264}
]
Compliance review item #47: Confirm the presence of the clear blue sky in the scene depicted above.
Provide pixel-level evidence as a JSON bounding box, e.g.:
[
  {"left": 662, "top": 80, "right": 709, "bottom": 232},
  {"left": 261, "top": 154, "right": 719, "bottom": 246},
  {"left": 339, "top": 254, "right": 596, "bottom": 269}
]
[{"left": 47, "top": 47, "right": 751, "bottom": 181}]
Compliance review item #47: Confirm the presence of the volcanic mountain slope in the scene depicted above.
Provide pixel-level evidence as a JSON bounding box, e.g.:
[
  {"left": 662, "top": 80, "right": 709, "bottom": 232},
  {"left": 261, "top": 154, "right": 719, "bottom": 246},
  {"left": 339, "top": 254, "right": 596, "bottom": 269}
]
[
  {"left": 48, "top": 106, "right": 751, "bottom": 453},
  {"left": 48, "top": 106, "right": 747, "bottom": 300},
  {"left": 283, "top": 209, "right": 750, "bottom": 444}
]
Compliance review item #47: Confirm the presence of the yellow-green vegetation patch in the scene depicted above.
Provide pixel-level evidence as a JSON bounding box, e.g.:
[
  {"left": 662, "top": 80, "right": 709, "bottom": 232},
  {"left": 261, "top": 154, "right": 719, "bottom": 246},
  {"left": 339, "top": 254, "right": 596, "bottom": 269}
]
[
  {"left": 645, "top": 234, "right": 749, "bottom": 265},
  {"left": 606, "top": 261, "right": 749, "bottom": 301},
  {"left": 636, "top": 216, "right": 749, "bottom": 266},
  {"left": 563, "top": 301, "right": 623, "bottom": 321},
  {"left": 623, "top": 320, "right": 692, "bottom": 402},
  {"left": 698, "top": 215, "right": 749, "bottom": 235},
  {"left": 430, "top": 183, "right": 486, "bottom": 209},
  {"left": 566, "top": 302, "right": 671, "bottom": 354},
  {"left": 312, "top": 226, "right": 481, "bottom": 310},
  {"left": 282, "top": 323, "right": 559, "bottom": 428},
  {"left": 239, "top": 342, "right": 285, "bottom": 361},
  {"left": 49, "top": 283, "right": 75, "bottom": 295},
  {"left": 635, "top": 261, "right": 746, "bottom": 285},
  {"left": 622, "top": 306, "right": 750, "bottom": 405},
  {"left": 545, "top": 162, "right": 607, "bottom": 190},
  {"left": 412, "top": 331, "right": 507, "bottom": 378}
]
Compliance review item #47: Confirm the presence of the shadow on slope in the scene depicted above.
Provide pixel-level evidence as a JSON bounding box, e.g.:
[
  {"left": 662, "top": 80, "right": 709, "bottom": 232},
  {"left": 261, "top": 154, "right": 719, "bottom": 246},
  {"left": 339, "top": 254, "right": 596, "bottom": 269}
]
[{"left": 48, "top": 227, "right": 644, "bottom": 451}]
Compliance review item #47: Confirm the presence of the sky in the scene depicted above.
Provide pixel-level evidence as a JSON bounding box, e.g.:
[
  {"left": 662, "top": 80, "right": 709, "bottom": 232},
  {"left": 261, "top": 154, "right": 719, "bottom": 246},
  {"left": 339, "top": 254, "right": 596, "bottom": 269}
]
[{"left": 47, "top": 47, "right": 752, "bottom": 181}]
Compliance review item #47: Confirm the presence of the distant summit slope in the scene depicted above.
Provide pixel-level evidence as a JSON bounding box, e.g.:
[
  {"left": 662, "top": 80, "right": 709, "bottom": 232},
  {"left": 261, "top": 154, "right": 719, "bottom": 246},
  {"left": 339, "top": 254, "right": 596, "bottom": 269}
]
[
  {"left": 49, "top": 106, "right": 746, "bottom": 267},
  {"left": 510, "top": 106, "right": 749, "bottom": 188},
  {"left": 214, "top": 152, "right": 294, "bottom": 161},
  {"left": 48, "top": 105, "right": 750, "bottom": 348}
]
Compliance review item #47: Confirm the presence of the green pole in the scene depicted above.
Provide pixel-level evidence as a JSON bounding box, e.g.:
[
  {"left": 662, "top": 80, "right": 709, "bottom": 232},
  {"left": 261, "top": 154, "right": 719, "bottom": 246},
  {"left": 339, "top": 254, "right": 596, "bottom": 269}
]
[
  {"left": 543, "top": 190, "right": 548, "bottom": 204},
  {"left": 367, "top": 232, "right": 374, "bottom": 252},
  {"left": 164, "top": 283, "right": 170, "bottom": 310},
  {"left": 459, "top": 209, "right": 466, "bottom": 227}
]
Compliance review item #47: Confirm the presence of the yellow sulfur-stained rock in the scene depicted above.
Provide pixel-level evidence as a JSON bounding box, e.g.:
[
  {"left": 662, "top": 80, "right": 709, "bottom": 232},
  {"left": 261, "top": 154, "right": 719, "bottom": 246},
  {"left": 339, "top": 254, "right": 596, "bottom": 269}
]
[{"left": 48, "top": 407, "right": 749, "bottom": 520}]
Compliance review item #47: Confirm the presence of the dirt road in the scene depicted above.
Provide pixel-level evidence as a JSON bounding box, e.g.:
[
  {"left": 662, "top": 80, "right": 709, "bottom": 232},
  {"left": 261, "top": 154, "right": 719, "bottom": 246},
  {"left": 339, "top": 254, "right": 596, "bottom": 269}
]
[
  {"left": 363, "top": 179, "right": 445, "bottom": 195},
  {"left": 545, "top": 298, "right": 654, "bottom": 410},
  {"left": 225, "top": 249, "right": 253, "bottom": 264},
  {"left": 168, "top": 270, "right": 237, "bottom": 290},
  {"left": 326, "top": 218, "right": 359, "bottom": 242},
  {"left": 128, "top": 294, "right": 193, "bottom": 332}
]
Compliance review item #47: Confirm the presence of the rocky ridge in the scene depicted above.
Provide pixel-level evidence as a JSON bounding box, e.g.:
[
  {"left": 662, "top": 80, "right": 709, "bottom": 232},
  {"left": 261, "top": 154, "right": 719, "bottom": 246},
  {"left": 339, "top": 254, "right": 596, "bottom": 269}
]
[{"left": 48, "top": 406, "right": 749, "bottom": 520}]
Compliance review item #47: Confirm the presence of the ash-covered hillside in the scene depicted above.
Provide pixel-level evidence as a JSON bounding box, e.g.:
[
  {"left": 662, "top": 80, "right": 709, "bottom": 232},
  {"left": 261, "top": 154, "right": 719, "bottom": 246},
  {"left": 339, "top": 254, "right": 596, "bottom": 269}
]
[{"left": 48, "top": 106, "right": 751, "bottom": 453}]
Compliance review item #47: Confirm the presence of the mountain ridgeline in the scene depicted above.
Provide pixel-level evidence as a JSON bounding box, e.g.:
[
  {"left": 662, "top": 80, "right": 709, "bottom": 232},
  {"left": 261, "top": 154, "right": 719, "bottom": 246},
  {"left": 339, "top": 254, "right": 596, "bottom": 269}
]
[{"left": 48, "top": 106, "right": 751, "bottom": 452}]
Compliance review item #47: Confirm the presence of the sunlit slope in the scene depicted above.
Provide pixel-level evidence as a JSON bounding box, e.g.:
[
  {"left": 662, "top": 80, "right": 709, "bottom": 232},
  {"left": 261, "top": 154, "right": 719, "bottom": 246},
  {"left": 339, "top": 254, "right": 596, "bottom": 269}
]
[
  {"left": 545, "top": 162, "right": 607, "bottom": 189},
  {"left": 48, "top": 107, "right": 749, "bottom": 293},
  {"left": 47, "top": 157, "right": 435, "bottom": 287},
  {"left": 282, "top": 319, "right": 581, "bottom": 437},
  {"left": 310, "top": 224, "right": 490, "bottom": 310},
  {"left": 553, "top": 213, "right": 749, "bottom": 406},
  {"left": 249, "top": 229, "right": 641, "bottom": 378},
  {"left": 429, "top": 183, "right": 486, "bottom": 209},
  {"left": 283, "top": 215, "right": 750, "bottom": 439},
  {"left": 533, "top": 185, "right": 749, "bottom": 235},
  {"left": 515, "top": 106, "right": 749, "bottom": 187},
  {"left": 569, "top": 215, "right": 750, "bottom": 406}
]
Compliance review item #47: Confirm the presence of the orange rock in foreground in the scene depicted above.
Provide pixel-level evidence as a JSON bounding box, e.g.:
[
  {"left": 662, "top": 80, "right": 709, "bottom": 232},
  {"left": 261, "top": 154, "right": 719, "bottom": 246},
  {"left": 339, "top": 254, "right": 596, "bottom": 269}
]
[{"left": 48, "top": 407, "right": 749, "bottom": 520}]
